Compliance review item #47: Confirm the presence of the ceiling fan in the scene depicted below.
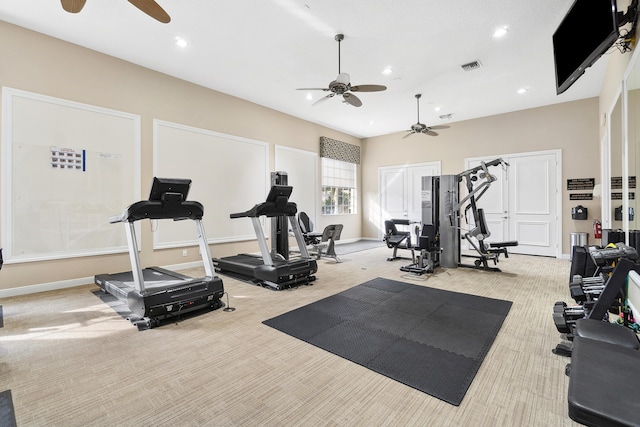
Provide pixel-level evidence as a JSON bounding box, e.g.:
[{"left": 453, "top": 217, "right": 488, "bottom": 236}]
[
  {"left": 60, "top": 0, "right": 171, "bottom": 23},
  {"left": 297, "top": 34, "right": 386, "bottom": 107},
  {"left": 403, "top": 94, "right": 450, "bottom": 138}
]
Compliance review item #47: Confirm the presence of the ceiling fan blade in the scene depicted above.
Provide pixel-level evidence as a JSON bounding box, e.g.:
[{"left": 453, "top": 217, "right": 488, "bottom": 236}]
[
  {"left": 428, "top": 125, "right": 450, "bottom": 130},
  {"left": 296, "top": 87, "right": 330, "bottom": 91},
  {"left": 350, "top": 84, "right": 387, "bottom": 92},
  {"left": 128, "top": 0, "right": 171, "bottom": 23},
  {"left": 342, "top": 92, "right": 362, "bottom": 107},
  {"left": 424, "top": 130, "right": 439, "bottom": 136},
  {"left": 61, "top": 0, "right": 86, "bottom": 13},
  {"left": 402, "top": 131, "right": 415, "bottom": 139},
  {"left": 313, "top": 93, "right": 334, "bottom": 106}
]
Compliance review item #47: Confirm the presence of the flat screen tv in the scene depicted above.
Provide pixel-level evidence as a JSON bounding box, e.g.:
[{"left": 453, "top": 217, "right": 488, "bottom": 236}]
[{"left": 553, "top": 0, "right": 619, "bottom": 94}]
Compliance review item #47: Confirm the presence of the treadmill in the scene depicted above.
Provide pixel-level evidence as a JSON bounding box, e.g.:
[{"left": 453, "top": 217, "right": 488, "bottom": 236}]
[
  {"left": 212, "top": 184, "right": 318, "bottom": 290},
  {"left": 95, "top": 177, "right": 225, "bottom": 330}
]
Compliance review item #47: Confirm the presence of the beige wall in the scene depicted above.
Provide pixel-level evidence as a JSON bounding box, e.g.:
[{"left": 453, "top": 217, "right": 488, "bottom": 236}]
[
  {"left": 1, "top": 16, "right": 632, "bottom": 292},
  {"left": 361, "top": 98, "right": 601, "bottom": 255},
  {"left": 0, "top": 21, "right": 361, "bottom": 291}
]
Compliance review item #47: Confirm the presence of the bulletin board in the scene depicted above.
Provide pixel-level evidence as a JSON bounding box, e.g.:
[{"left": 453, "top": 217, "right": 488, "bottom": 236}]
[
  {"left": 1, "top": 87, "right": 140, "bottom": 263},
  {"left": 153, "top": 120, "right": 269, "bottom": 248},
  {"left": 275, "top": 145, "right": 318, "bottom": 225}
]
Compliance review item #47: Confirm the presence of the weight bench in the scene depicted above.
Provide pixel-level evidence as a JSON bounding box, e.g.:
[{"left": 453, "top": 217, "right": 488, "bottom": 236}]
[
  {"left": 568, "top": 335, "right": 640, "bottom": 426},
  {"left": 462, "top": 208, "right": 518, "bottom": 271},
  {"left": 565, "top": 268, "right": 640, "bottom": 426}
]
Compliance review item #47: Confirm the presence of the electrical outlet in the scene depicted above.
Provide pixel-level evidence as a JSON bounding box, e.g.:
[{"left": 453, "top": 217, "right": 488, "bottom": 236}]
[{"left": 182, "top": 249, "right": 188, "bottom": 257}]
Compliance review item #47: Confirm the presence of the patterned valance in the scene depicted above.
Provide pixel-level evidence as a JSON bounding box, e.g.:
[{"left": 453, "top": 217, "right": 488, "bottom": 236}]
[{"left": 319, "top": 136, "right": 360, "bottom": 165}]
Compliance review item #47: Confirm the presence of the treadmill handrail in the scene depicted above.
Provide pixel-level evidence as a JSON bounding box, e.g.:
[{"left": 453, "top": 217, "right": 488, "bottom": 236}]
[{"left": 111, "top": 200, "right": 204, "bottom": 223}]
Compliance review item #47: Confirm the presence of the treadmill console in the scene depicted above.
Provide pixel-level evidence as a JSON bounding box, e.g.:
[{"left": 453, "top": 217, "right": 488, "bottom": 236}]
[{"left": 149, "top": 177, "right": 191, "bottom": 201}]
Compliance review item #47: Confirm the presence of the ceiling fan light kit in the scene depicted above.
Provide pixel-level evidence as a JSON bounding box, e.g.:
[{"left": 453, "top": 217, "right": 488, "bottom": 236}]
[{"left": 296, "top": 34, "right": 387, "bottom": 108}]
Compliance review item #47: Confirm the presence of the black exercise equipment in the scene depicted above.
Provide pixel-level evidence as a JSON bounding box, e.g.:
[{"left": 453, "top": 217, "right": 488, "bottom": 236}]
[
  {"left": 565, "top": 262, "right": 640, "bottom": 425},
  {"left": 462, "top": 208, "right": 518, "bottom": 271},
  {"left": 568, "top": 335, "right": 640, "bottom": 426},
  {"left": 298, "top": 211, "right": 323, "bottom": 246},
  {"left": 383, "top": 219, "right": 416, "bottom": 261},
  {"left": 94, "top": 178, "right": 225, "bottom": 330},
  {"left": 552, "top": 251, "right": 640, "bottom": 356},
  {"left": 456, "top": 161, "right": 518, "bottom": 271},
  {"left": 298, "top": 212, "right": 343, "bottom": 263},
  {"left": 416, "top": 159, "right": 517, "bottom": 272},
  {"left": 212, "top": 181, "right": 318, "bottom": 290},
  {"left": 400, "top": 224, "right": 441, "bottom": 275}
]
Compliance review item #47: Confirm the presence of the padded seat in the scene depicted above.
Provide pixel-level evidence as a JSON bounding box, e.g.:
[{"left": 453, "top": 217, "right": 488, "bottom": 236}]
[
  {"left": 489, "top": 241, "right": 518, "bottom": 248},
  {"left": 568, "top": 336, "right": 640, "bottom": 426},
  {"left": 383, "top": 219, "right": 415, "bottom": 261},
  {"left": 575, "top": 318, "right": 639, "bottom": 349}
]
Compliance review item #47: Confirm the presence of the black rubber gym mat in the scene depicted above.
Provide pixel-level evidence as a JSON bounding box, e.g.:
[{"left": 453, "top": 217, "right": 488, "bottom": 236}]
[
  {"left": 263, "top": 277, "right": 512, "bottom": 406},
  {"left": 0, "top": 390, "right": 17, "bottom": 427}
]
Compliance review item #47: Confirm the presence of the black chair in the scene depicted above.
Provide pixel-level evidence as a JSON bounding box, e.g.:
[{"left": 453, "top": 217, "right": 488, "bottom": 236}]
[
  {"left": 383, "top": 219, "right": 415, "bottom": 261},
  {"left": 316, "top": 224, "right": 343, "bottom": 263},
  {"left": 298, "top": 213, "right": 343, "bottom": 263},
  {"left": 298, "top": 212, "right": 322, "bottom": 245}
]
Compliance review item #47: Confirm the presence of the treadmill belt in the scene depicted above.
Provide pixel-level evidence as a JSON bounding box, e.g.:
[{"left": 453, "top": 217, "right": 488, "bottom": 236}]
[{"left": 106, "top": 268, "right": 188, "bottom": 288}]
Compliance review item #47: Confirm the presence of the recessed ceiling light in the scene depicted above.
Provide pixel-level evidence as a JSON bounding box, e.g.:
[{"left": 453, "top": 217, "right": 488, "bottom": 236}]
[
  {"left": 306, "top": 93, "right": 313, "bottom": 100},
  {"left": 517, "top": 87, "right": 529, "bottom": 94},
  {"left": 434, "top": 106, "right": 441, "bottom": 112},
  {"left": 174, "top": 37, "right": 188, "bottom": 48},
  {"left": 493, "top": 26, "right": 509, "bottom": 38},
  {"left": 382, "top": 67, "right": 393, "bottom": 75},
  {"left": 369, "top": 120, "right": 375, "bottom": 125}
]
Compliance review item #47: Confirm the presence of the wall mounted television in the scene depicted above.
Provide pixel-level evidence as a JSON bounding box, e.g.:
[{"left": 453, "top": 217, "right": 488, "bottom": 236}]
[{"left": 553, "top": 0, "right": 619, "bottom": 95}]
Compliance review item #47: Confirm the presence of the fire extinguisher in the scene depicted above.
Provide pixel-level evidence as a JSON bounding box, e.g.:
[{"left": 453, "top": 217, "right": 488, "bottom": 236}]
[{"left": 594, "top": 219, "right": 602, "bottom": 239}]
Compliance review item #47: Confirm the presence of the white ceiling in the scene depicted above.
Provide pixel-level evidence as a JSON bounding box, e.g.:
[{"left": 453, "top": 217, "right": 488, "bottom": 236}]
[{"left": 0, "top": 0, "right": 612, "bottom": 138}]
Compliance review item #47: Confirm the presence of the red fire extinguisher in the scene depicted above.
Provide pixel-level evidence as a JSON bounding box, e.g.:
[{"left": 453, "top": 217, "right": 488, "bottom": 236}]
[{"left": 594, "top": 219, "right": 602, "bottom": 239}]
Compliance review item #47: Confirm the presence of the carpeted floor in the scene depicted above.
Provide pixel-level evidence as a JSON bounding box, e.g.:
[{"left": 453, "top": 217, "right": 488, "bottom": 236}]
[{"left": 263, "top": 277, "right": 512, "bottom": 406}]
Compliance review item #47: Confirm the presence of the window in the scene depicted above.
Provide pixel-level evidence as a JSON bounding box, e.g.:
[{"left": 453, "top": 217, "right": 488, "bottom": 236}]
[{"left": 322, "top": 157, "right": 357, "bottom": 215}]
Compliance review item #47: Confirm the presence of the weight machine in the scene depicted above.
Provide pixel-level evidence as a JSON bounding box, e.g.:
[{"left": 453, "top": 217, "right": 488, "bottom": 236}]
[{"left": 420, "top": 158, "right": 518, "bottom": 271}]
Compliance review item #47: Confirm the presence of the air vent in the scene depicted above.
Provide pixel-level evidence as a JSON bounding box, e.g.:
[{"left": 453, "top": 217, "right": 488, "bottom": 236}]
[
  {"left": 461, "top": 60, "right": 482, "bottom": 71},
  {"left": 439, "top": 114, "right": 453, "bottom": 120}
]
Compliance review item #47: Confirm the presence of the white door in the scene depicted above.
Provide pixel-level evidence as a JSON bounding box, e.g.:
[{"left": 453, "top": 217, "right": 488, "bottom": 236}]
[
  {"left": 466, "top": 150, "right": 560, "bottom": 257},
  {"left": 379, "top": 162, "right": 441, "bottom": 237},
  {"left": 380, "top": 167, "right": 408, "bottom": 221}
]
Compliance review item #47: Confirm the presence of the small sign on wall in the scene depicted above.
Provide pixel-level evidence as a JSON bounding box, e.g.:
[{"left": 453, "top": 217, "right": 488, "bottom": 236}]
[
  {"left": 611, "top": 176, "right": 637, "bottom": 190},
  {"left": 570, "top": 193, "right": 593, "bottom": 200},
  {"left": 50, "top": 146, "right": 85, "bottom": 171},
  {"left": 567, "top": 178, "right": 595, "bottom": 190}
]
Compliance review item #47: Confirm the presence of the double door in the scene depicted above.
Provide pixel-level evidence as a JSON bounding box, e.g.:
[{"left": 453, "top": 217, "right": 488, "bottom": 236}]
[
  {"left": 465, "top": 150, "right": 561, "bottom": 257},
  {"left": 379, "top": 162, "right": 441, "bottom": 236}
]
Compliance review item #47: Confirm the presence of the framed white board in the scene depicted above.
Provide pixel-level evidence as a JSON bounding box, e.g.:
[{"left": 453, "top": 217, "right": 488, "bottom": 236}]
[
  {"left": 153, "top": 120, "right": 269, "bottom": 248},
  {"left": 1, "top": 87, "right": 141, "bottom": 263},
  {"left": 275, "top": 145, "right": 318, "bottom": 225}
]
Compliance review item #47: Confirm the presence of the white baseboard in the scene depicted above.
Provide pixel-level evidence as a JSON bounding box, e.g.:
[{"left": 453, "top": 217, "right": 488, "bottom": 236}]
[
  {"left": 1, "top": 239, "right": 378, "bottom": 298},
  {"left": 0, "top": 260, "right": 205, "bottom": 298}
]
